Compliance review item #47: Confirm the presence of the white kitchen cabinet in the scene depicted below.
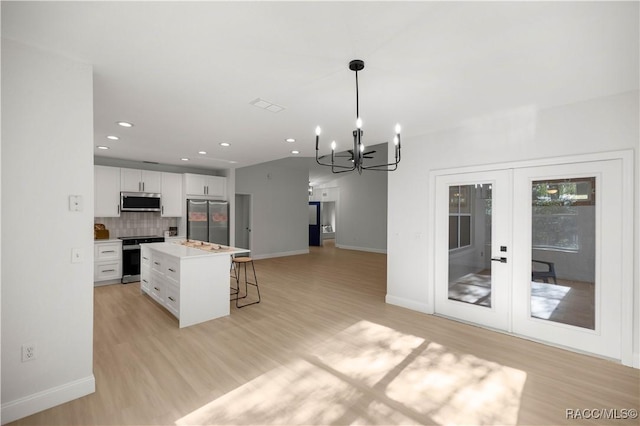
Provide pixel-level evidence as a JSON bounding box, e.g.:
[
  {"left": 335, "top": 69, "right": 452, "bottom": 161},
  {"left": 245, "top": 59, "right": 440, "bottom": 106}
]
[
  {"left": 94, "top": 165, "right": 121, "bottom": 217},
  {"left": 121, "top": 168, "right": 161, "bottom": 193},
  {"left": 184, "top": 173, "right": 226, "bottom": 199},
  {"left": 161, "top": 172, "right": 183, "bottom": 217},
  {"left": 94, "top": 240, "right": 122, "bottom": 285},
  {"left": 140, "top": 247, "right": 152, "bottom": 293}
]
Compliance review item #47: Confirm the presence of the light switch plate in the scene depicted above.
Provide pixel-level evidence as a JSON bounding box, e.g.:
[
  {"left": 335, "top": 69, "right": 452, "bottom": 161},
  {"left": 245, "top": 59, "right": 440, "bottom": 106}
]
[
  {"left": 71, "top": 248, "right": 84, "bottom": 263},
  {"left": 69, "top": 195, "right": 83, "bottom": 212}
]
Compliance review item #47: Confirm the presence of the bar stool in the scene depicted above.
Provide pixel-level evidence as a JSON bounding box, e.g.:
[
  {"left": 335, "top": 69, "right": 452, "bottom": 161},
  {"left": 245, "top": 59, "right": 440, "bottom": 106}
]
[{"left": 230, "top": 256, "right": 261, "bottom": 308}]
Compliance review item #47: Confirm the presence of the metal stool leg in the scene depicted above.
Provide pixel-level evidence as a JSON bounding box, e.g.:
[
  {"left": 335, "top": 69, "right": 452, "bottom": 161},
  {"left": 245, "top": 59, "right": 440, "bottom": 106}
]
[
  {"left": 230, "top": 259, "right": 245, "bottom": 301},
  {"left": 236, "top": 259, "right": 260, "bottom": 308}
]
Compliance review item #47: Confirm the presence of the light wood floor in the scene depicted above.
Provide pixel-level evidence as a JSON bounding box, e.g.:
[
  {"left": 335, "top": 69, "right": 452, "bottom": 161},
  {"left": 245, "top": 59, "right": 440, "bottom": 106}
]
[{"left": 11, "top": 240, "right": 639, "bottom": 425}]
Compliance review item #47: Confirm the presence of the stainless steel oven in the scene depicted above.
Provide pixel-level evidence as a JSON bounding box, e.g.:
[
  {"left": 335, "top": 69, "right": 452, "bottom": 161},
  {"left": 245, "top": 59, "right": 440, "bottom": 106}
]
[{"left": 119, "top": 236, "right": 165, "bottom": 283}]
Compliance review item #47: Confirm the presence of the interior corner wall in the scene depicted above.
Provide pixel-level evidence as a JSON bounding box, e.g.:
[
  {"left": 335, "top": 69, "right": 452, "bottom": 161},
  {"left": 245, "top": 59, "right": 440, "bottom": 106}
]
[
  {"left": 386, "top": 90, "right": 640, "bottom": 364},
  {"left": 333, "top": 171, "right": 388, "bottom": 253},
  {"left": 1, "top": 39, "right": 95, "bottom": 423},
  {"left": 235, "top": 160, "right": 309, "bottom": 259}
]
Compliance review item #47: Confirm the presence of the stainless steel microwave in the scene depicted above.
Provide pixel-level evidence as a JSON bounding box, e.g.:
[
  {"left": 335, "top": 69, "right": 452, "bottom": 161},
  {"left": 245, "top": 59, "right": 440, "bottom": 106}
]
[{"left": 120, "top": 192, "right": 161, "bottom": 212}]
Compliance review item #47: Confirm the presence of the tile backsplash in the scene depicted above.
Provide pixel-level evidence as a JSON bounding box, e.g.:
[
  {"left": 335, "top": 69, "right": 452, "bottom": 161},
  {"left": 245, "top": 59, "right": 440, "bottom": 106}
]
[{"left": 95, "top": 212, "right": 179, "bottom": 238}]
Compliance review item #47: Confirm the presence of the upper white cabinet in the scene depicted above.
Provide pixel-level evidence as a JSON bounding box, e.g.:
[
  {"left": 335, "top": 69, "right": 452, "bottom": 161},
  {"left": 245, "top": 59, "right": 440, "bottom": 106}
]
[
  {"left": 161, "top": 172, "right": 183, "bottom": 217},
  {"left": 95, "top": 165, "right": 121, "bottom": 217},
  {"left": 121, "top": 168, "right": 161, "bottom": 193},
  {"left": 184, "top": 173, "right": 226, "bottom": 199}
]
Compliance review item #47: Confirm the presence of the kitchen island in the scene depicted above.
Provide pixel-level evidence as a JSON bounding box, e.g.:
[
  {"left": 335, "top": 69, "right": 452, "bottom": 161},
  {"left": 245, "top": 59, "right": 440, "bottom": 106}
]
[{"left": 140, "top": 242, "right": 248, "bottom": 328}]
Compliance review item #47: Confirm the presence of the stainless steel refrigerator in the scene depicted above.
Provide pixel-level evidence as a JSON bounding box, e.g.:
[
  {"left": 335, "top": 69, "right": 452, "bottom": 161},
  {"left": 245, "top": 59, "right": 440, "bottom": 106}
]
[{"left": 186, "top": 200, "right": 229, "bottom": 245}]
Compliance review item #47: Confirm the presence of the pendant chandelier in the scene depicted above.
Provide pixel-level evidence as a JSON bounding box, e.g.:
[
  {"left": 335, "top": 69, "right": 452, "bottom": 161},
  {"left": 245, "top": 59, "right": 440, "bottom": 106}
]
[{"left": 315, "top": 59, "right": 401, "bottom": 174}]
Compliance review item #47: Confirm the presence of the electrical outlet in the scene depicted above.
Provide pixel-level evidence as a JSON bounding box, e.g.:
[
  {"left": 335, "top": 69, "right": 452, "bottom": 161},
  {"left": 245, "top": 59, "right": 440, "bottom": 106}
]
[{"left": 21, "top": 343, "right": 36, "bottom": 362}]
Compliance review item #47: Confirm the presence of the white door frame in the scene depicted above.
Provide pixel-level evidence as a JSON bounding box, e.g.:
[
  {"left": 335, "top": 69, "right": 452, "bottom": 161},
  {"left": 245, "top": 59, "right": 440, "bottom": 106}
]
[{"left": 426, "top": 150, "right": 634, "bottom": 365}]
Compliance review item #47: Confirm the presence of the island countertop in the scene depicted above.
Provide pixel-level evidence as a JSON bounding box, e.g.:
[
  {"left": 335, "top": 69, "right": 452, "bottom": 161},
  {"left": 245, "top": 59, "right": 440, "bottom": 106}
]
[{"left": 141, "top": 241, "right": 249, "bottom": 259}]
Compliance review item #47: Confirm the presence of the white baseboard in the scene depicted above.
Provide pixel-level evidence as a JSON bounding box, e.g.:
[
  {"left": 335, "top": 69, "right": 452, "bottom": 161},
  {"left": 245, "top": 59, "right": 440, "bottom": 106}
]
[
  {"left": 385, "top": 294, "right": 431, "bottom": 314},
  {"left": 335, "top": 244, "right": 387, "bottom": 254},
  {"left": 1, "top": 375, "right": 95, "bottom": 425},
  {"left": 251, "top": 249, "right": 309, "bottom": 260}
]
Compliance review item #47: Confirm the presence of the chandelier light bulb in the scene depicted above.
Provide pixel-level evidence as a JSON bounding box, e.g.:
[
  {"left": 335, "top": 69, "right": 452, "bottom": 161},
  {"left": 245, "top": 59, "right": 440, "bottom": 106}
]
[
  {"left": 393, "top": 136, "right": 399, "bottom": 146},
  {"left": 315, "top": 126, "right": 322, "bottom": 136},
  {"left": 356, "top": 117, "right": 363, "bottom": 129},
  {"left": 395, "top": 123, "right": 401, "bottom": 134},
  {"left": 359, "top": 144, "right": 365, "bottom": 152},
  {"left": 331, "top": 141, "right": 337, "bottom": 151}
]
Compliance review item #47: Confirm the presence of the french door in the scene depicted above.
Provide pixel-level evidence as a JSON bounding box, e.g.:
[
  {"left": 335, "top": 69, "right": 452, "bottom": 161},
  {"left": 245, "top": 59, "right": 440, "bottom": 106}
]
[{"left": 434, "top": 158, "right": 628, "bottom": 360}]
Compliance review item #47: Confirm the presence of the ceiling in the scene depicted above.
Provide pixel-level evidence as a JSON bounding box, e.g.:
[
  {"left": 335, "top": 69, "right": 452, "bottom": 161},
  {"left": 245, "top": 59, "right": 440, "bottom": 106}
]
[{"left": 2, "top": 2, "right": 638, "bottom": 184}]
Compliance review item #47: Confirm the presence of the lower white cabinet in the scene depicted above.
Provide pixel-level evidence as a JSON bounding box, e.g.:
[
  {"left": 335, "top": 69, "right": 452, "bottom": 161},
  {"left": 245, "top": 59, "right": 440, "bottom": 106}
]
[{"left": 94, "top": 240, "right": 122, "bottom": 285}]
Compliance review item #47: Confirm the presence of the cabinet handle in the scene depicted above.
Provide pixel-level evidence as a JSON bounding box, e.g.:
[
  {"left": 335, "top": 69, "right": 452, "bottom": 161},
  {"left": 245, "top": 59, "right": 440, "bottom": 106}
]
[
  {"left": 102, "top": 269, "right": 115, "bottom": 273},
  {"left": 168, "top": 268, "right": 176, "bottom": 272},
  {"left": 162, "top": 205, "right": 164, "bottom": 215},
  {"left": 117, "top": 204, "right": 120, "bottom": 215},
  {"left": 168, "top": 296, "right": 175, "bottom": 302},
  {"left": 154, "top": 287, "right": 160, "bottom": 291},
  {"left": 102, "top": 250, "right": 116, "bottom": 253},
  {"left": 142, "top": 256, "right": 149, "bottom": 260},
  {"left": 142, "top": 279, "right": 148, "bottom": 283},
  {"left": 154, "top": 261, "right": 160, "bottom": 265}
]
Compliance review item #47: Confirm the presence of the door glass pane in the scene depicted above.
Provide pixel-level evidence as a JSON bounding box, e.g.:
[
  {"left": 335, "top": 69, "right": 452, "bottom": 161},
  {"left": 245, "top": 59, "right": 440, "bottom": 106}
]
[
  {"left": 530, "top": 178, "right": 595, "bottom": 329},
  {"left": 309, "top": 204, "right": 318, "bottom": 225},
  {"left": 448, "top": 183, "right": 492, "bottom": 307}
]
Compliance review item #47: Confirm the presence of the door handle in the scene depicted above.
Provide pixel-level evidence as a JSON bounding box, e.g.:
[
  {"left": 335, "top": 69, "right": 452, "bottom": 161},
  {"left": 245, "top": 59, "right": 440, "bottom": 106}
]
[{"left": 491, "top": 257, "right": 507, "bottom": 263}]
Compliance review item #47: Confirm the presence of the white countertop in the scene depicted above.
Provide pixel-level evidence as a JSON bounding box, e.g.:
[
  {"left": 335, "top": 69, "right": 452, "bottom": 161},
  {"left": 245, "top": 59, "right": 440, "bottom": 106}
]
[
  {"left": 94, "top": 239, "right": 122, "bottom": 244},
  {"left": 141, "top": 242, "right": 249, "bottom": 259}
]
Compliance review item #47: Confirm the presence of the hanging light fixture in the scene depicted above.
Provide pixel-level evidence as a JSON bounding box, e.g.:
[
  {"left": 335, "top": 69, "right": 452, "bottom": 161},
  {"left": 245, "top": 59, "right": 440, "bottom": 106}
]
[{"left": 315, "top": 59, "right": 401, "bottom": 174}]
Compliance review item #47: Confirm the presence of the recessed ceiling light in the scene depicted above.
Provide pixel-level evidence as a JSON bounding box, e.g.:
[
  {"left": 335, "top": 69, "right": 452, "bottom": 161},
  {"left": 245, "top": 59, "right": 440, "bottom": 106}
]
[
  {"left": 291, "top": 150, "right": 300, "bottom": 155},
  {"left": 198, "top": 151, "right": 207, "bottom": 155},
  {"left": 286, "top": 138, "right": 295, "bottom": 143},
  {"left": 220, "top": 142, "right": 230, "bottom": 147},
  {"left": 107, "top": 135, "right": 119, "bottom": 140},
  {"left": 117, "top": 121, "right": 134, "bottom": 128},
  {"left": 181, "top": 158, "right": 189, "bottom": 161},
  {"left": 96, "top": 146, "right": 110, "bottom": 150}
]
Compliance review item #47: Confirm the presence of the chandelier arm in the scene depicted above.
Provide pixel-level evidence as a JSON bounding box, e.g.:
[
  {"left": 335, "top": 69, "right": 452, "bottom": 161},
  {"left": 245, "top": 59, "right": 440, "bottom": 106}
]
[
  {"left": 361, "top": 163, "right": 399, "bottom": 171},
  {"left": 330, "top": 163, "right": 357, "bottom": 170},
  {"left": 315, "top": 153, "right": 335, "bottom": 167},
  {"left": 331, "top": 166, "right": 357, "bottom": 174}
]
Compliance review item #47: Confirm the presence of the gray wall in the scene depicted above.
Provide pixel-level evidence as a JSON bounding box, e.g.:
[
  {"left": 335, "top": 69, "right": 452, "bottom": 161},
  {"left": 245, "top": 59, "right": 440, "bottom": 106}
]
[
  {"left": 1, "top": 39, "right": 95, "bottom": 422},
  {"left": 235, "top": 158, "right": 309, "bottom": 259},
  {"left": 334, "top": 169, "right": 387, "bottom": 253},
  {"left": 311, "top": 143, "right": 388, "bottom": 253}
]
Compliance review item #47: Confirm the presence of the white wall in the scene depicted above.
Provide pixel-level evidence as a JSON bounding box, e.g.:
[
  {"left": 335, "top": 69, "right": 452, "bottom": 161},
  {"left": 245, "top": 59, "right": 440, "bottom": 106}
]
[
  {"left": 387, "top": 91, "right": 639, "bottom": 364},
  {"left": 235, "top": 159, "right": 309, "bottom": 259},
  {"left": 1, "top": 40, "right": 95, "bottom": 423}
]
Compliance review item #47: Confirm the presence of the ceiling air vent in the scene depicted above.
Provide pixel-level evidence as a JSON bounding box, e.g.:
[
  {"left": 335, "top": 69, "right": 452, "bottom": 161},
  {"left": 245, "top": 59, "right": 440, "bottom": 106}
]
[{"left": 250, "top": 98, "right": 285, "bottom": 113}]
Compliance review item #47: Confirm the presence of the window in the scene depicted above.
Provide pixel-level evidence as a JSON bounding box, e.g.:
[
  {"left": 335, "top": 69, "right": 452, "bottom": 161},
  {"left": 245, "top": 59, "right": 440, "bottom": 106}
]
[
  {"left": 531, "top": 177, "right": 595, "bottom": 252},
  {"left": 449, "top": 185, "right": 472, "bottom": 250}
]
